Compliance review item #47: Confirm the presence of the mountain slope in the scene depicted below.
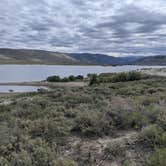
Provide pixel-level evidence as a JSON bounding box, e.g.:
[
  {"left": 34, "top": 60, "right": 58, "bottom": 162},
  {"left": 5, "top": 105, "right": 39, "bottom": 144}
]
[
  {"left": 68, "top": 53, "right": 141, "bottom": 65},
  {"left": 0, "top": 48, "right": 141, "bottom": 65},
  {"left": 135, "top": 55, "right": 166, "bottom": 65},
  {"left": 0, "top": 48, "right": 79, "bottom": 65},
  {"left": 0, "top": 48, "right": 166, "bottom": 65}
]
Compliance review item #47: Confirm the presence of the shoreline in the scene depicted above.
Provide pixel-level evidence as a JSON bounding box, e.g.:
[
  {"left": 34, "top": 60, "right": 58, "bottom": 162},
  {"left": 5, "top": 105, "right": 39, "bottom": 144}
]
[{"left": 0, "top": 81, "right": 87, "bottom": 88}]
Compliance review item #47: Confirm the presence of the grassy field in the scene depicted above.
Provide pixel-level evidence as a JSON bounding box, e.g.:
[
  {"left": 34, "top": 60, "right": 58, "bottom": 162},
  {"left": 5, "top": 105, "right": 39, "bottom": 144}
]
[{"left": 0, "top": 72, "right": 166, "bottom": 166}]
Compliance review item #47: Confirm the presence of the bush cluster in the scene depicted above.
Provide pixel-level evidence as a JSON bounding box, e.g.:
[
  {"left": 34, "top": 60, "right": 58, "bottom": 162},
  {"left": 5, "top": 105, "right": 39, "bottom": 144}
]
[
  {"left": 111, "top": 71, "right": 142, "bottom": 83},
  {"left": 47, "top": 75, "right": 84, "bottom": 82}
]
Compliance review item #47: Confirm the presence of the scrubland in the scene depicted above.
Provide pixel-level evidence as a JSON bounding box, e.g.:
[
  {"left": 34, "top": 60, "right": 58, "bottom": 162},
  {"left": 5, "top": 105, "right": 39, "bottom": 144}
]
[{"left": 0, "top": 72, "right": 166, "bottom": 166}]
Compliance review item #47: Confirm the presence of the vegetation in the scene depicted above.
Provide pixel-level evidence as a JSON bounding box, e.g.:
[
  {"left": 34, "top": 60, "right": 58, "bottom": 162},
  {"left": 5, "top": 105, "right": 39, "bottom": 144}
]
[
  {"left": 46, "top": 75, "right": 84, "bottom": 82},
  {"left": 0, "top": 72, "right": 166, "bottom": 165}
]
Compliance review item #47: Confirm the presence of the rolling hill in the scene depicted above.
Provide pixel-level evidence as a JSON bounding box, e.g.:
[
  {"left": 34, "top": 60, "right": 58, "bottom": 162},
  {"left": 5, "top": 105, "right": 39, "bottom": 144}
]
[
  {"left": 68, "top": 53, "right": 141, "bottom": 65},
  {"left": 0, "top": 48, "right": 79, "bottom": 65},
  {"left": 0, "top": 48, "right": 166, "bottom": 65},
  {"left": 0, "top": 48, "right": 140, "bottom": 65},
  {"left": 134, "top": 55, "right": 166, "bottom": 65}
]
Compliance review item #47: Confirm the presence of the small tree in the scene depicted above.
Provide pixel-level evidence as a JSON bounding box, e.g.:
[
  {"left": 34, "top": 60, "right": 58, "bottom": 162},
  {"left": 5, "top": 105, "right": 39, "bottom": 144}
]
[{"left": 89, "top": 74, "right": 98, "bottom": 86}]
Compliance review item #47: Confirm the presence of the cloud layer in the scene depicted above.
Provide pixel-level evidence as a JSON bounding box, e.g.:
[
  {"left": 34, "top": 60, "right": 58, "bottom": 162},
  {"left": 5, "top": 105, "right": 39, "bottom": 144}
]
[{"left": 0, "top": 0, "right": 166, "bottom": 56}]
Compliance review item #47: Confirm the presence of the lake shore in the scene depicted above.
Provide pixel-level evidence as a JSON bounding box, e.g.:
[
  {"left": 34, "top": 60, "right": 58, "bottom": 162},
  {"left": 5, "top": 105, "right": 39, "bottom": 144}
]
[
  {"left": 140, "top": 68, "right": 166, "bottom": 77},
  {"left": 0, "top": 81, "right": 87, "bottom": 88}
]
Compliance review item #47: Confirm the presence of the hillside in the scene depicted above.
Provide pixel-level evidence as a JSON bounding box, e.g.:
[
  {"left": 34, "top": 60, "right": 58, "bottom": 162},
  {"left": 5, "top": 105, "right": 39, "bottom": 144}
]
[
  {"left": 135, "top": 55, "right": 166, "bottom": 65},
  {"left": 68, "top": 53, "right": 141, "bottom": 65},
  {"left": 0, "top": 48, "right": 166, "bottom": 65},
  {"left": 0, "top": 48, "right": 79, "bottom": 65},
  {"left": 0, "top": 48, "right": 140, "bottom": 65}
]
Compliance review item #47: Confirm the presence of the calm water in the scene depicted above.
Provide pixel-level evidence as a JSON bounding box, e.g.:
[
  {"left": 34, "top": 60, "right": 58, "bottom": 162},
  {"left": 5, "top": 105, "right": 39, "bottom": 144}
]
[
  {"left": 0, "top": 86, "right": 46, "bottom": 93},
  {"left": 0, "top": 65, "right": 165, "bottom": 83}
]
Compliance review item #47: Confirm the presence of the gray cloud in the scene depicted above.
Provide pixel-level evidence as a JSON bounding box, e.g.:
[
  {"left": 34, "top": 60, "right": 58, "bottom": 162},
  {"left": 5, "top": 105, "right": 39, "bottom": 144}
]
[{"left": 0, "top": 0, "right": 166, "bottom": 56}]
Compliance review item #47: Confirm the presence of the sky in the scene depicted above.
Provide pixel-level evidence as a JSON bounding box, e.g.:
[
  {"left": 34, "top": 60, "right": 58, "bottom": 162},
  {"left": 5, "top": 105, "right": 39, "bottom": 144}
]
[{"left": 0, "top": 0, "right": 166, "bottom": 56}]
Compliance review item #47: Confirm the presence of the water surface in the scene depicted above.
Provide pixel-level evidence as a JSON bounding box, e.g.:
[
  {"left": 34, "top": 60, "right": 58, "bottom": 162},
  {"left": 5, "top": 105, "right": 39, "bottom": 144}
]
[
  {"left": 0, "top": 85, "right": 46, "bottom": 93},
  {"left": 0, "top": 65, "right": 165, "bottom": 83}
]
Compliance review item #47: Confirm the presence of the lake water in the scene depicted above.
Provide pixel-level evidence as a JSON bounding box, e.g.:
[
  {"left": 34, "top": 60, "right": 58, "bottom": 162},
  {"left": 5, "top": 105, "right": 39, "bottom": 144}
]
[
  {"left": 0, "top": 86, "right": 46, "bottom": 93},
  {"left": 0, "top": 65, "right": 166, "bottom": 83},
  {"left": 0, "top": 65, "right": 165, "bottom": 92}
]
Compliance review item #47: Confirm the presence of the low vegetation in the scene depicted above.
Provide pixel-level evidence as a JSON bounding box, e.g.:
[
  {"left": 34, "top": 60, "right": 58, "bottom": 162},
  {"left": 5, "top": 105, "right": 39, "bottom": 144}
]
[
  {"left": 0, "top": 72, "right": 166, "bottom": 165},
  {"left": 89, "top": 71, "right": 146, "bottom": 85},
  {"left": 46, "top": 75, "right": 84, "bottom": 82}
]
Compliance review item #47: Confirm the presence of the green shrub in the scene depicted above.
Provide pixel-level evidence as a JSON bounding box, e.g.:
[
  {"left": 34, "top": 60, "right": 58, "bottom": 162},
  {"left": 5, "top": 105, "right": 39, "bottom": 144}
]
[
  {"left": 30, "top": 118, "right": 71, "bottom": 142},
  {"left": 72, "top": 110, "right": 113, "bottom": 137},
  {"left": 147, "top": 148, "right": 166, "bottom": 166},
  {"left": 161, "top": 132, "right": 166, "bottom": 146},
  {"left": 121, "top": 111, "right": 149, "bottom": 129},
  {"left": 139, "top": 125, "right": 164, "bottom": 147},
  {"left": 111, "top": 71, "right": 142, "bottom": 83},
  {"left": 0, "top": 157, "right": 9, "bottom": 166},
  {"left": 75, "top": 75, "right": 84, "bottom": 80},
  {"left": 10, "top": 151, "right": 32, "bottom": 166},
  {"left": 47, "top": 75, "right": 84, "bottom": 82},
  {"left": 89, "top": 74, "right": 98, "bottom": 86},
  {"left": 47, "top": 75, "right": 61, "bottom": 82},
  {"left": 104, "top": 142, "right": 126, "bottom": 159},
  {"left": 55, "top": 158, "right": 78, "bottom": 166},
  {"left": 157, "top": 111, "right": 166, "bottom": 130}
]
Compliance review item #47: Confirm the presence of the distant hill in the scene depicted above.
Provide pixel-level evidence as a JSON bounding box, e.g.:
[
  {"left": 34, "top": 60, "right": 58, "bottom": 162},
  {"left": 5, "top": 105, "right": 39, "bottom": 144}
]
[
  {"left": 135, "top": 55, "right": 166, "bottom": 65},
  {"left": 68, "top": 53, "right": 141, "bottom": 65},
  {"left": 0, "top": 48, "right": 165, "bottom": 65},
  {"left": 0, "top": 48, "right": 79, "bottom": 65},
  {"left": 0, "top": 48, "right": 141, "bottom": 65}
]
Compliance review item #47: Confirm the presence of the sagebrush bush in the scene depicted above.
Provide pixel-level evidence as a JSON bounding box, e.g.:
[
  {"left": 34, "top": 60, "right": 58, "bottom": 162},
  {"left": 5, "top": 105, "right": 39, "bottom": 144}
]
[
  {"left": 139, "top": 125, "right": 164, "bottom": 147},
  {"left": 111, "top": 71, "right": 142, "bottom": 83},
  {"left": 147, "top": 148, "right": 166, "bottom": 166},
  {"left": 104, "top": 142, "right": 126, "bottom": 159}
]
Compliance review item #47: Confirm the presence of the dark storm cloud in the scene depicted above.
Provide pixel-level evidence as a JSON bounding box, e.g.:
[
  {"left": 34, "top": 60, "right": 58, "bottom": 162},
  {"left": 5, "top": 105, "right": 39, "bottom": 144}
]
[{"left": 0, "top": 0, "right": 166, "bottom": 55}]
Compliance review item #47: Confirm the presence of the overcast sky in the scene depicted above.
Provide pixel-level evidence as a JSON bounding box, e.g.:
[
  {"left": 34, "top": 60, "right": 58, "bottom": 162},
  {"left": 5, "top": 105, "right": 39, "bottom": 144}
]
[{"left": 0, "top": 0, "right": 166, "bottom": 56}]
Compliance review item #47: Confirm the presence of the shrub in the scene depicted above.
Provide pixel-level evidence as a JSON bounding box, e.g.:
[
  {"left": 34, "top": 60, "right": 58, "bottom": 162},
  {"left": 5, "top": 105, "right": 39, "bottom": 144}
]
[
  {"left": 139, "top": 125, "right": 164, "bottom": 147},
  {"left": 157, "top": 111, "right": 166, "bottom": 130},
  {"left": 146, "top": 148, "right": 166, "bottom": 166},
  {"left": 10, "top": 151, "right": 32, "bottom": 166},
  {"left": 55, "top": 158, "right": 78, "bottom": 166},
  {"left": 111, "top": 71, "right": 142, "bottom": 83},
  {"left": 121, "top": 111, "right": 149, "bottom": 129},
  {"left": 72, "top": 110, "right": 113, "bottom": 137},
  {"left": 68, "top": 75, "right": 76, "bottom": 81},
  {"left": 0, "top": 157, "right": 9, "bottom": 166},
  {"left": 89, "top": 74, "right": 98, "bottom": 86},
  {"left": 47, "top": 75, "right": 61, "bottom": 82},
  {"left": 30, "top": 118, "right": 71, "bottom": 143},
  {"left": 75, "top": 75, "right": 84, "bottom": 80},
  {"left": 104, "top": 142, "right": 126, "bottom": 159},
  {"left": 47, "top": 75, "right": 84, "bottom": 82}
]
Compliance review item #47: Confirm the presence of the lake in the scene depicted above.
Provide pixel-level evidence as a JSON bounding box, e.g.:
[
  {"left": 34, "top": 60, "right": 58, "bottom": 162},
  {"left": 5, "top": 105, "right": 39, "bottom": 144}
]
[
  {"left": 0, "top": 85, "right": 46, "bottom": 93},
  {"left": 0, "top": 65, "right": 166, "bottom": 83},
  {"left": 0, "top": 65, "right": 166, "bottom": 92}
]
